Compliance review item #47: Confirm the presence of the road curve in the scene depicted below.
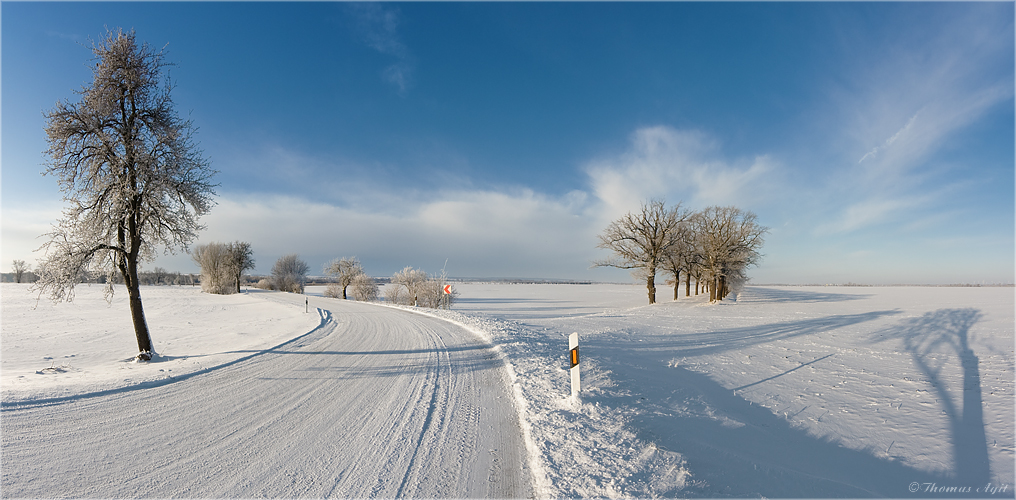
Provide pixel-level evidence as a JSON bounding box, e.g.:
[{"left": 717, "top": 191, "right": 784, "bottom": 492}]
[{"left": 2, "top": 292, "right": 533, "bottom": 498}]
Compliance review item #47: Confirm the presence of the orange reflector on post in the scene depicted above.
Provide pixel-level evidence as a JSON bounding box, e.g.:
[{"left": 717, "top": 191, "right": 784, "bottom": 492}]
[{"left": 569, "top": 332, "right": 580, "bottom": 398}]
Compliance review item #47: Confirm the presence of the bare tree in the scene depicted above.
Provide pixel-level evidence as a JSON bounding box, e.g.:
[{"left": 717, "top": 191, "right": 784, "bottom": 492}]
[
  {"left": 33, "top": 29, "right": 215, "bottom": 361},
  {"left": 695, "top": 206, "right": 767, "bottom": 301},
  {"left": 594, "top": 200, "right": 689, "bottom": 304},
  {"left": 228, "top": 241, "right": 255, "bottom": 293},
  {"left": 324, "top": 256, "right": 364, "bottom": 300},
  {"left": 12, "top": 260, "right": 29, "bottom": 284},
  {"left": 272, "top": 254, "right": 309, "bottom": 293},
  {"left": 660, "top": 209, "right": 697, "bottom": 301}
]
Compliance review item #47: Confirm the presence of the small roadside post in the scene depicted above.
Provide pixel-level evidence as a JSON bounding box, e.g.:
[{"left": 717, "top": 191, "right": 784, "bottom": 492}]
[
  {"left": 305, "top": 296, "right": 308, "bottom": 313},
  {"left": 569, "top": 332, "right": 580, "bottom": 398},
  {"left": 442, "top": 284, "right": 452, "bottom": 309}
]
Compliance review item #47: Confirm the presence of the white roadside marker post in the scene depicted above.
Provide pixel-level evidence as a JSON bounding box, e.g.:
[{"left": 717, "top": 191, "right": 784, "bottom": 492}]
[{"left": 569, "top": 332, "right": 580, "bottom": 399}]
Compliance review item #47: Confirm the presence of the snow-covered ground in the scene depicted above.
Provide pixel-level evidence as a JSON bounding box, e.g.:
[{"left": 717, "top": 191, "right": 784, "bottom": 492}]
[
  {"left": 397, "top": 283, "right": 1015, "bottom": 498},
  {"left": 1, "top": 284, "right": 320, "bottom": 403},
  {"left": 3, "top": 282, "right": 1013, "bottom": 497}
]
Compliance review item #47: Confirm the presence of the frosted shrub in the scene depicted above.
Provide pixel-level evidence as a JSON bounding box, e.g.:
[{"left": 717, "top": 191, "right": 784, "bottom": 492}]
[
  {"left": 384, "top": 284, "right": 406, "bottom": 305},
  {"left": 254, "top": 278, "right": 274, "bottom": 290},
  {"left": 323, "top": 283, "right": 343, "bottom": 298},
  {"left": 192, "top": 243, "right": 234, "bottom": 295},
  {"left": 351, "top": 274, "right": 379, "bottom": 302}
]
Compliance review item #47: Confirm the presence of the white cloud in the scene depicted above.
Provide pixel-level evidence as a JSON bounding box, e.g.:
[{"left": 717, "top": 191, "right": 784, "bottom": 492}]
[
  {"left": 170, "top": 187, "right": 601, "bottom": 280},
  {"left": 584, "top": 126, "right": 775, "bottom": 219}
]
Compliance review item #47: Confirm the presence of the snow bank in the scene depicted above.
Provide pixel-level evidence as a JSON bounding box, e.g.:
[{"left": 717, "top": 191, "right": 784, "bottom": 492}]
[{"left": 1, "top": 284, "right": 320, "bottom": 403}]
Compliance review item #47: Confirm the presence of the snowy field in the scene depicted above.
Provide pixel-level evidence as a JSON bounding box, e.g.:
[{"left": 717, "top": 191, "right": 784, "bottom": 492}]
[
  {"left": 1, "top": 284, "right": 320, "bottom": 402},
  {"left": 393, "top": 283, "right": 1015, "bottom": 498},
  {"left": 2, "top": 282, "right": 1014, "bottom": 498}
]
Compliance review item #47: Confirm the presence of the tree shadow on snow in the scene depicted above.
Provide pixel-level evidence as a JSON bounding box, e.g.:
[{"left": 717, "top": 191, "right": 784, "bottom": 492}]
[
  {"left": 870, "top": 309, "right": 997, "bottom": 488},
  {"left": 583, "top": 310, "right": 1005, "bottom": 498},
  {"left": 739, "top": 287, "right": 871, "bottom": 304},
  {"left": 596, "top": 360, "right": 943, "bottom": 497},
  {"left": 620, "top": 310, "right": 901, "bottom": 358}
]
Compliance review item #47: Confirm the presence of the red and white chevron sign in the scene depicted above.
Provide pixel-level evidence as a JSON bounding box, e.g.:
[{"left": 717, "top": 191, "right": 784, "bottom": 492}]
[{"left": 443, "top": 285, "right": 452, "bottom": 295}]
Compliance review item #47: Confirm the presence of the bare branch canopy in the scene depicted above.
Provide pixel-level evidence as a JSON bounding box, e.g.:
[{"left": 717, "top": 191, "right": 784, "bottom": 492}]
[{"left": 33, "top": 28, "right": 216, "bottom": 360}]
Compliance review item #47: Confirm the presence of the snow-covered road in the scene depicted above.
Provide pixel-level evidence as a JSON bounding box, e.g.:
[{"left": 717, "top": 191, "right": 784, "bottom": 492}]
[{"left": 2, "top": 292, "right": 532, "bottom": 497}]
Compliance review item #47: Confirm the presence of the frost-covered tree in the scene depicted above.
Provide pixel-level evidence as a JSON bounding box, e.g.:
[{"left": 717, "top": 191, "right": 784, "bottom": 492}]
[
  {"left": 594, "top": 200, "right": 689, "bottom": 304},
  {"left": 390, "top": 266, "right": 429, "bottom": 306},
  {"left": 227, "top": 241, "right": 255, "bottom": 293},
  {"left": 192, "top": 242, "right": 232, "bottom": 294},
  {"left": 324, "top": 256, "right": 364, "bottom": 300},
  {"left": 33, "top": 28, "right": 215, "bottom": 361},
  {"left": 385, "top": 267, "right": 455, "bottom": 308},
  {"left": 272, "top": 254, "right": 309, "bottom": 293},
  {"left": 12, "top": 260, "right": 29, "bottom": 284}
]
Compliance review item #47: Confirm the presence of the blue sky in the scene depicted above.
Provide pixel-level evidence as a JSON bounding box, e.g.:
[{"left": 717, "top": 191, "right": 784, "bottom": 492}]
[{"left": 3, "top": 2, "right": 1013, "bottom": 284}]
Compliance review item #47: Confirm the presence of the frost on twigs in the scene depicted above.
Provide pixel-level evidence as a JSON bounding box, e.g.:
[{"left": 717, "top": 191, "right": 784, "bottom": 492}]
[{"left": 34, "top": 27, "right": 216, "bottom": 358}]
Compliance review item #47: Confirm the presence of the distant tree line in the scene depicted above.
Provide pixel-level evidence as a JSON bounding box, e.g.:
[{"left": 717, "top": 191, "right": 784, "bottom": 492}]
[
  {"left": 318, "top": 257, "right": 455, "bottom": 308},
  {"left": 7, "top": 258, "right": 202, "bottom": 286},
  {"left": 595, "top": 199, "right": 768, "bottom": 304}
]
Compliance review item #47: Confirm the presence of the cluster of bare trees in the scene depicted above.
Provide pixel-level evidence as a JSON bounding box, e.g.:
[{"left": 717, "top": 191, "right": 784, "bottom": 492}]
[
  {"left": 596, "top": 200, "right": 768, "bottom": 305},
  {"left": 323, "top": 256, "right": 378, "bottom": 301},
  {"left": 384, "top": 266, "right": 456, "bottom": 308},
  {"left": 191, "top": 241, "right": 255, "bottom": 294}
]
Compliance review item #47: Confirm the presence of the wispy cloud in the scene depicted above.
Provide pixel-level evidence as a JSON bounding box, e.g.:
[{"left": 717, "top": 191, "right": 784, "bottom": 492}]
[
  {"left": 45, "top": 30, "right": 82, "bottom": 43},
  {"left": 348, "top": 3, "right": 414, "bottom": 94},
  {"left": 857, "top": 113, "right": 917, "bottom": 165},
  {"left": 820, "top": 6, "right": 1013, "bottom": 235}
]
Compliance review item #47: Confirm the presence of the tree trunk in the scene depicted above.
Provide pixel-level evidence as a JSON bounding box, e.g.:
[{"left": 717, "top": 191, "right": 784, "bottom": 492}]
[
  {"left": 709, "top": 277, "right": 717, "bottom": 302},
  {"left": 673, "top": 270, "right": 679, "bottom": 300},
  {"left": 342, "top": 285, "right": 347, "bottom": 300},
  {"left": 647, "top": 275, "right": 656, "bottom": 305},
  {"left": 125, "top": 255, "right": 154, "bottom": 359},
  {"left": 685, "top": 277, "right": 691, "bottom": 297}
]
